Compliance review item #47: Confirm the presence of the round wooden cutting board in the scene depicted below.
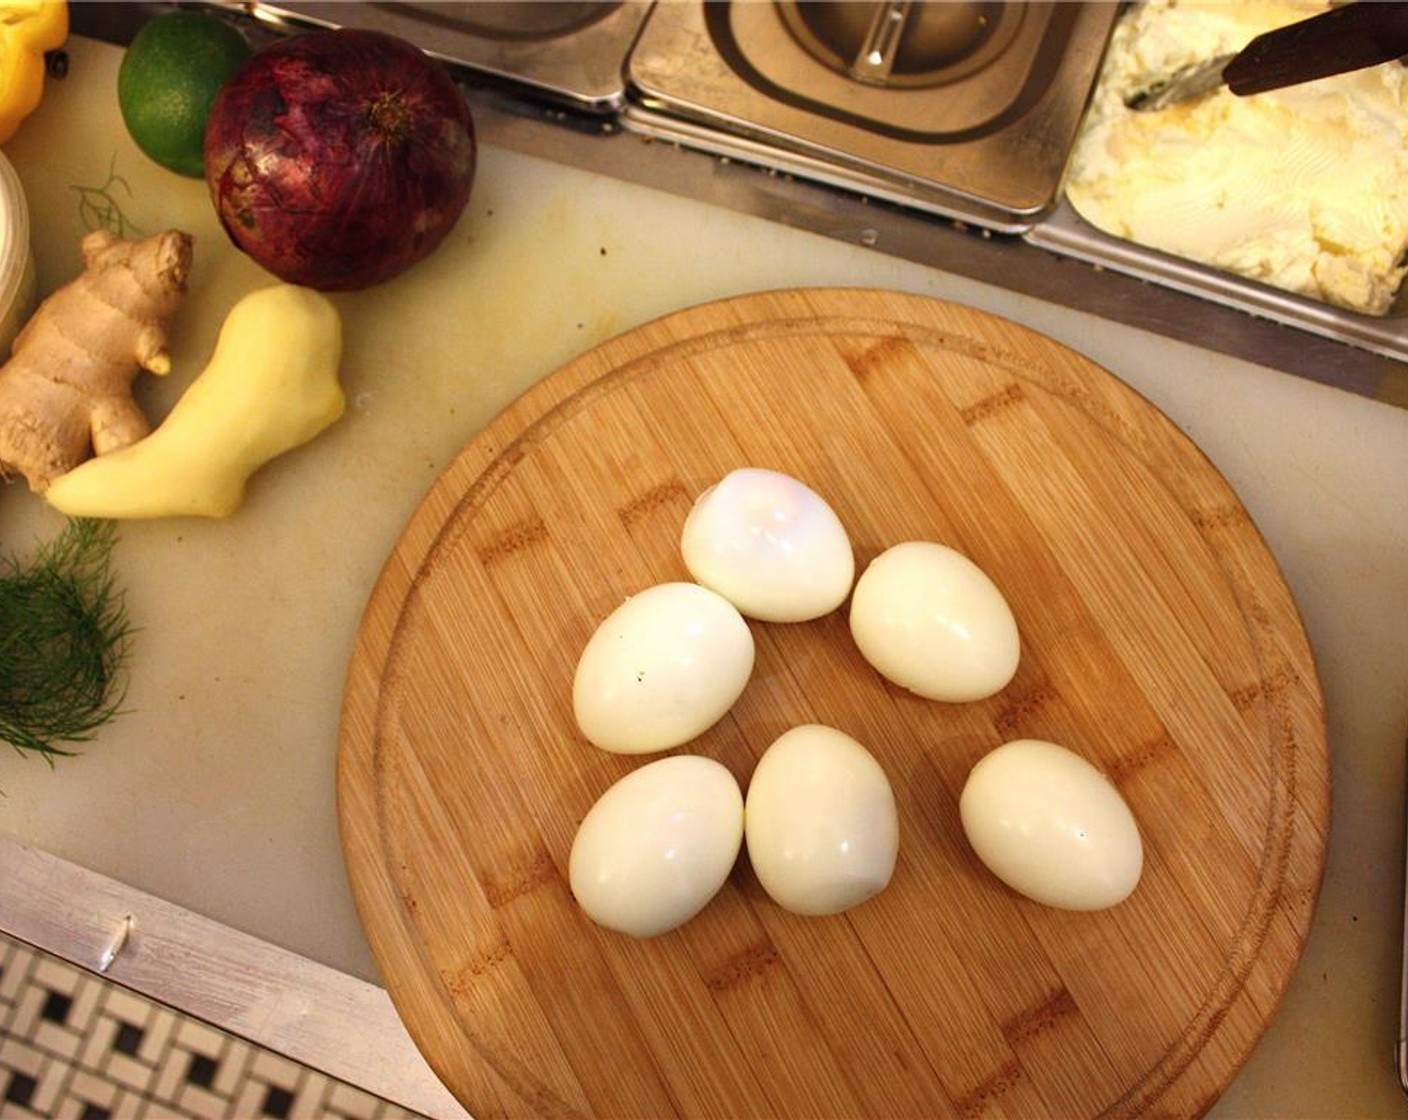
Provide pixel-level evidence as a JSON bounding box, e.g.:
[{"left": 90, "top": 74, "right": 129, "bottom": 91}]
[{"left": 338, "top": 288, "right": 1329, "bottom": 1119}]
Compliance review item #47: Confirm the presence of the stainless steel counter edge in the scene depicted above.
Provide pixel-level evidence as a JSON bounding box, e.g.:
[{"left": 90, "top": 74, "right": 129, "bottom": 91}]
[{"left": 0, "top": 830, "right": 470, "bottom": 1119}]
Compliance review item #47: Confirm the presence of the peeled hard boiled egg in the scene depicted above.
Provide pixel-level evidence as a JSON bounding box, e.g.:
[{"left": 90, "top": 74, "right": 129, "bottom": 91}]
[
  {"left": 848, "top": 540, "right": 1019, "bottom": 702},
  {"left": 744, "top": 724, "right": 899, "bottom": 916},
  {"left": 681, "top": 467, "right": 855, "bottom": 623},
  {"left": 570, "top": 755, "right": 744, "bottom": 938},
  {"left": 959, "top": 739, "right": 1143, "bottom": 911},
  {"left": 573, "top": 582, "right": 754, "bottom": 754}
]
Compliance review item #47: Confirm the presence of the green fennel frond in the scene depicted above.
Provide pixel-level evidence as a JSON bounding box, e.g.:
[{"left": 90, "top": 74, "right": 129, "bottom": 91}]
[{"left": 0, "top": 519, "right": 132, "bottom": 762}]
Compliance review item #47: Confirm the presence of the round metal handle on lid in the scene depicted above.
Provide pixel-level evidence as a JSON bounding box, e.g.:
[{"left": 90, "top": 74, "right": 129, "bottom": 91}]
[{"left": 849, "top": 0, "right": 912, "bottom": 84}]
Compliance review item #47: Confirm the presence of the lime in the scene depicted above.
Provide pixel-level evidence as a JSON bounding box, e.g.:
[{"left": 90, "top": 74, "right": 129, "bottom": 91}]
[{"left": 118, "top": 10, "right": 252, "bottom": 179}]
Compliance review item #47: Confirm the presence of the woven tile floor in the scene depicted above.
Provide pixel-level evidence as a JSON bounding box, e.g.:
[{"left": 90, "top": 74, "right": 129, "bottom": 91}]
[{"left": 0, "top": 932, "right": 428, "bottom": 1120}]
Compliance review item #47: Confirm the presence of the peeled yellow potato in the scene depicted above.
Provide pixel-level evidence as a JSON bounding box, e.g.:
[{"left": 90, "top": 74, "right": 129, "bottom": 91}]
[{"left": 45, "top": 284, "right": 343, "bottom": 519}]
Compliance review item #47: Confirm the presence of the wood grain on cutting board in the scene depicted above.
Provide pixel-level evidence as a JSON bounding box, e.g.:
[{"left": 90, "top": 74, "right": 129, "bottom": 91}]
[{"left": 338, "top": 288, "right": 1329, "bottom": 1119}]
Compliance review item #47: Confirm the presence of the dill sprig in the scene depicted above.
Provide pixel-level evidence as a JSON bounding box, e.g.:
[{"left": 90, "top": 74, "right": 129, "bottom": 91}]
[{"left": 0, "top": 519, "right": 132, "bottom": 762}]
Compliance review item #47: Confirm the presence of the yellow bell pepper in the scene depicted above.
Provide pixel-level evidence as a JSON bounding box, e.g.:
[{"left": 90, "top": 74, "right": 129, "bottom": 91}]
[{"left": 0, "top": 0, "right": 67, "bottom": 144}]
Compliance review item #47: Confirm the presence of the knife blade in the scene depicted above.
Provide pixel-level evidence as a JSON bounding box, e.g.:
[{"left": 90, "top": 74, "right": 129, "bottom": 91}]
[
  {"left": 1125, "top": 1, "right": 1408, "bottom": 113},
  {"left": 1125, "top": 53, "right": 1234, "bottom": 112}
]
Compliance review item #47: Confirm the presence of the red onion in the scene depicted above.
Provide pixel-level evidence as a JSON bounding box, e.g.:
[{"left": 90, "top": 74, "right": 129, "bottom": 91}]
[{"left": 204, "top": 29, "right": 476, "bottom": 291}]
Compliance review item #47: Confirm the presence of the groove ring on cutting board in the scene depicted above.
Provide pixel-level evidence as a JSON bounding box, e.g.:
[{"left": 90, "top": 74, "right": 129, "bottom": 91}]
[{"left": 338, "top": 288, "right": 1328, "bottom": 1119}]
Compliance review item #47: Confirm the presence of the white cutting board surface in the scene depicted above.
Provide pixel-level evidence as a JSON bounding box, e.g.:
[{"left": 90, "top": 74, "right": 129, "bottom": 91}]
[
  {"left": 3, "top": 35, "right": 1408, "bottom": 1120},
  {"left": 3, "top": 35, "right": 1068, "bottom": 982}
]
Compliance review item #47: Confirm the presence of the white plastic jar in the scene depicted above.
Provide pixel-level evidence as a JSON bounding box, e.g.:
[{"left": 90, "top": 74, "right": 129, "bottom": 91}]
[{"left": 0, "top": 150, "right": 36, "bottom": 356}]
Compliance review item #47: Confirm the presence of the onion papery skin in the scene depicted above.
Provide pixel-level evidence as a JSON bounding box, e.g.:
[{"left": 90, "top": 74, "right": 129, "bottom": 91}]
[{"left": 204, "top": 29, "right": 476, "bottom": 292}]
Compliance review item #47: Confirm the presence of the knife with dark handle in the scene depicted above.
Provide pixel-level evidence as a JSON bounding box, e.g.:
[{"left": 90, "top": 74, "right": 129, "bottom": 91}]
[{"left": 1126, "top": 1, "right": 1408, "bottom": 112}]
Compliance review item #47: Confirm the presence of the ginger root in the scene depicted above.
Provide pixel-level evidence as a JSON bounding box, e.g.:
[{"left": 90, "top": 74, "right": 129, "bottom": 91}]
[
  {"left": 44, "top": 284, "right": 344, "bottom": 520},
  {"left": 0, "top": 228, "right": 193, "bottom": 491}
]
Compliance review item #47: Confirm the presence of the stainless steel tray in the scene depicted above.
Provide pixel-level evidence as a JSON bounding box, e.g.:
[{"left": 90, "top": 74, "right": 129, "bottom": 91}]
[
  {"left": 234, "top": 0, "right": 653, "bottom": 112},
  {"left": 1026, "top": 199, "right": 1408, "bottom": 364}
]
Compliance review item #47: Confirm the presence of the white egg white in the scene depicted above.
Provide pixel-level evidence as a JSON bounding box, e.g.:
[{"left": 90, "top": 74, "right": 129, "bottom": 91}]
[
  {"left": 959, "top": 738, "right": 1143, "bottom": 911},
  {"left": 744, "top": 723, "right": 899, "bottom": 916},
  {"left": 681, "top": 467, "right": 855, "bottom": 623},
  {"left": 849, "top": 541, "right": 1020, "bottom": 702},
  {"left": 569, "top": 755, "right": 745, "bottom": 938},
  {"left": 572, "top": 581, "right": 755, "bottom": 754}
]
